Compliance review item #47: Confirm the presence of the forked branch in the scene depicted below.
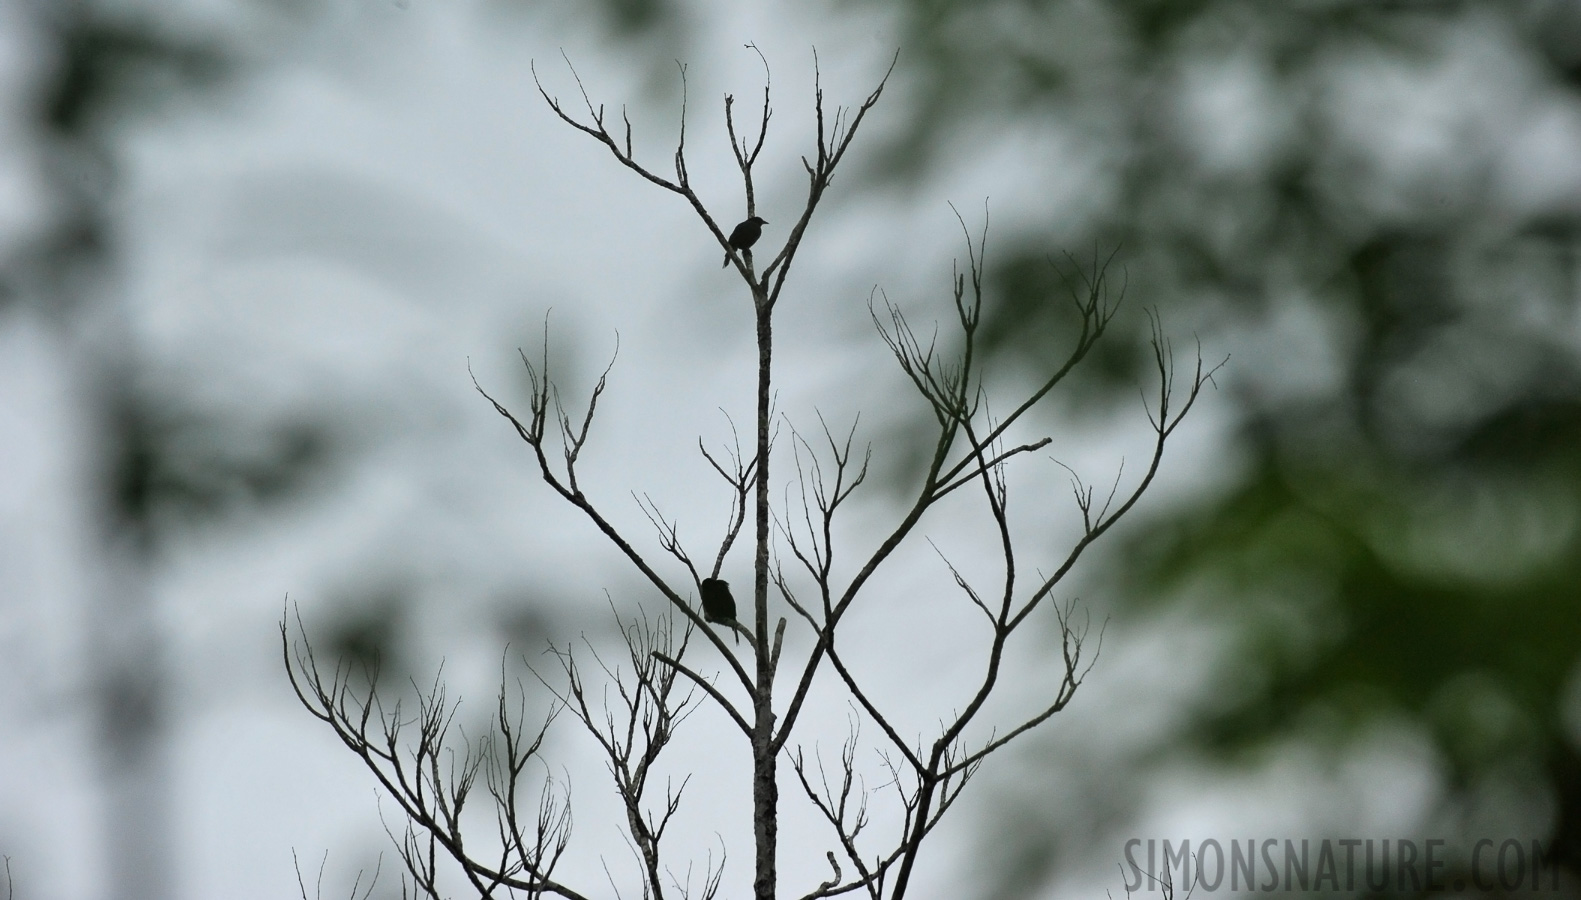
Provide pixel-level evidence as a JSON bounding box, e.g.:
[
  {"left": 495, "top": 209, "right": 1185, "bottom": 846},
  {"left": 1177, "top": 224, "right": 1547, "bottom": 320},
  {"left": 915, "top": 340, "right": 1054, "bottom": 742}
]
[{"left": 281, "top": 607, "right": 585, "bottom": 900}]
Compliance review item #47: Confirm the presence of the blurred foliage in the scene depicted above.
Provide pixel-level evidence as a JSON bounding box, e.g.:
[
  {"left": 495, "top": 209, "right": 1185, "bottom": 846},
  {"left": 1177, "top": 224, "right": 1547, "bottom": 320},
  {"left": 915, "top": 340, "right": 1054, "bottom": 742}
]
[
  {"left": 0, "top": 3, "right": 347, "bottom": 893},
  {"left": 484, "top": 0, "right": 690, "bottom": 71},
  {"left": 833, "top": 0, "right": 1581, "bottom": 895},
  {"left": 318, "top": 582, "right": 413, "bottom": 678},
  {"left": 101, "top": 377, "right": 338, "bottom": 552},
  {"left": 40, "top": 12, "right": 230, "bottom": 135},
  {"left": 6, "top": 3, "right": 237, "bottom": 321},
  {"left": 6, "top": 1, "right": 347, "bottom": 560}
]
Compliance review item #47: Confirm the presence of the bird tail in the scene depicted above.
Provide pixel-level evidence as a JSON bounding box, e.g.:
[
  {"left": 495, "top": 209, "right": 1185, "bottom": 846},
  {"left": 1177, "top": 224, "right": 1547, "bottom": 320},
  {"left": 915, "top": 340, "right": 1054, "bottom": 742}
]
[{"left": 722, "top": 252, "right": 732, "bottom": 268}]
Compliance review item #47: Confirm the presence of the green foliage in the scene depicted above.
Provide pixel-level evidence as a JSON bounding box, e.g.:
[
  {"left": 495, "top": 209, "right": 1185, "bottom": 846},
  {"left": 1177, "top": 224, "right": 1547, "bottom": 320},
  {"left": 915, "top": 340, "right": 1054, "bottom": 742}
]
[{"left": 849, "top": 0, "right": 1581, "bottom": 893}]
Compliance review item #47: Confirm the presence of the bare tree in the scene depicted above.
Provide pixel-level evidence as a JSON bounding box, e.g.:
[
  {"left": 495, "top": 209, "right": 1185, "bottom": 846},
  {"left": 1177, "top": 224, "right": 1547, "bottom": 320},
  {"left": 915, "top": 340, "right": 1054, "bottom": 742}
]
[{"left": 283, "top": 47, "right": 1220, "bottom": 900}]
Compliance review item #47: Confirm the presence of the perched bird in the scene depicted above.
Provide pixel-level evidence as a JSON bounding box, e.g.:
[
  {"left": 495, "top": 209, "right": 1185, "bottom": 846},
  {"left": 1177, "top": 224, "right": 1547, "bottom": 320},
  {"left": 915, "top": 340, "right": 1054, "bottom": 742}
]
[
  {"left": 722, "top": 216, "right": 769, "bottom": 268},
  {"left": 699, "top": 577, "right": 740, "bottom": 644}
]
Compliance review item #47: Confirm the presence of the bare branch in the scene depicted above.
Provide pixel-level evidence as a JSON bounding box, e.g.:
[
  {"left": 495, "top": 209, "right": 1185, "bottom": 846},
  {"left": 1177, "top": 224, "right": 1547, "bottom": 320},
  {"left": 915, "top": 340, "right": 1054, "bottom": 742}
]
[
  {"left": 281, "top": 606, "right": 591, "bottom": 900},
  {"left": 760, "top": 50, "right": 901, "bottom": 304},
  {"left": 947, "top": 602, "right": 1105, "bottom": 776},
  {"left": 472, "top": 327, "right": 755, "bottom": 685},
  {"left": 539, "top": 605, "right": 706, "bottom": 897},
  {"left": 531, "top": 54, "right": 738, "bottom": 265},
  {"left": 931, "top": 437, "right": 1052, "bottom": 500},
  {"left": 927, "top": 537, "right": 995, "bottom": 625},
  {"left": 651, "top": 650, "right": 752, "bottom": 736},
  {"left": 1008, "top": 317, "right": 1225, "bottom": 632},
  {"left": 700, "top": 411, "right": 758, "bottom": 579}
]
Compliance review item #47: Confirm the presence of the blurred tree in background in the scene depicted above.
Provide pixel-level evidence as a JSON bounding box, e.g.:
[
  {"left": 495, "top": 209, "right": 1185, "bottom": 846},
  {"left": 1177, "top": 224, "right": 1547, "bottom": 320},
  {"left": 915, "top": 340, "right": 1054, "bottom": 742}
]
[
  {"left": 1, "top": 2, "right": 666, "bottom": 896},
  {"left": 3, "top": 4, "right": 333, "bottom": 897},
  {"left": 844, "top": 0, "right": 1581, "bottom": 896}
]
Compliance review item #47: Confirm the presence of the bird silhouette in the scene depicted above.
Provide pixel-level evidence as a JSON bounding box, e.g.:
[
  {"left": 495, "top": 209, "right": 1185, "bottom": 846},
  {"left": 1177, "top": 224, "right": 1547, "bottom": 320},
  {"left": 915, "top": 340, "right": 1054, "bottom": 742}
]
[
  {"left": 699, "top": 577, "right": 740, "bottom": 644},
  {"left": 722, "top": 216, "right": 768, "bottom": 268}
]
